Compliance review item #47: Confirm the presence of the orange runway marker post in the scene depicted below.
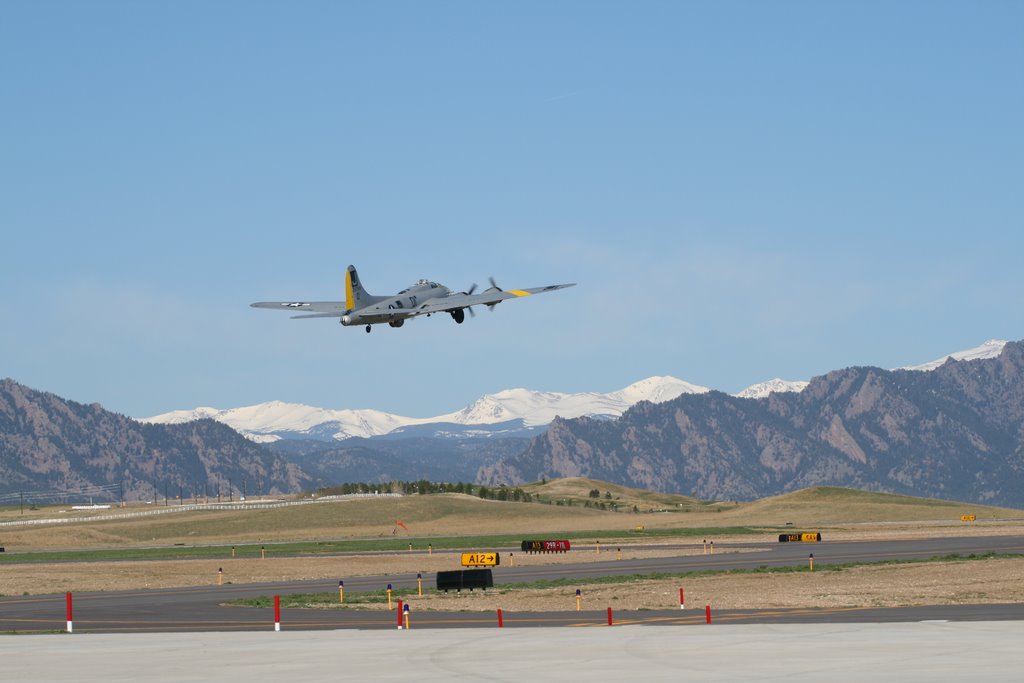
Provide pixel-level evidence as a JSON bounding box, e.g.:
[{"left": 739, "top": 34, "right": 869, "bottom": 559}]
[
  {"left": 809, "top": 553, "right": 814, "bottom": 572},
  {"left": 261, "top": 545, "right": 266, "bottom": 560},
  {"left": 417, "top": 573, "right": 423, "bottom": 597},
  {"left": 217, "top": 568, "right": 223, "bottom": 586},
  {"left": 339, "top": 580, "right": 344, "bottom": 606},
  {"left": 403, "top": 603, "right": 410, "bottom": 630},
  {"left": 596, "top": 540, "right": 601, "bottom": 554},
  {"left": 409, "top": 543, "right": 412, "bottom": 552},
  {"left": 387, "top": 584, "right": 393, "bottom": 610},
  {"left": 617, "top": 548, "right": 621, "bottom": 561},
  {"left": 428, "top": 543, "right": 432, "bottom": 556},
  {"left": 702, "top": 539, "right": 707, "bottom": 555},
  {"left": 576, "top": 589, "right": 582, "bottom": 611},
  {"left": 710, "top": 540, "right": 714, "bottom": 555},
  {"left": 231, "top": 546, "right": 235, "bottom": 558}
]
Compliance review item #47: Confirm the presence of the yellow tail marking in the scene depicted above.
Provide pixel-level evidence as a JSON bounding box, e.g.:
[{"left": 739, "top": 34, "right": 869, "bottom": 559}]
[
  {"left": 345, "top": 270, "right": 355, "bottom": 311},
  {"left": 507, "top": 289, "right": 531, "bottom": 297}
]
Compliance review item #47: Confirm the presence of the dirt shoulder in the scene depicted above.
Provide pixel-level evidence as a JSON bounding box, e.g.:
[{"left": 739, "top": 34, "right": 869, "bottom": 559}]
[{"left": 402, "top": 558, "right": 1024, "bottom": 612}]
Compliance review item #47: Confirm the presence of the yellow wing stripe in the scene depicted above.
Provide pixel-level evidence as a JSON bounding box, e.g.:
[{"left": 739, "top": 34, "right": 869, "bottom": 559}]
[
  {"left": 345, "top": 270, "right": 355, "bottom": 311},
  {"left": 507, "top": 289, "right": 531, "bottom": 297}
]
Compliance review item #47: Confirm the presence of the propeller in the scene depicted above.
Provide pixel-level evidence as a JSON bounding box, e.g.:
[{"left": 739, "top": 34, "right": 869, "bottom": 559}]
[
  {"left": 462, "top": 283, "right": 478, "bottom": 318},
  {"left": 486, "top": 277, "right": 502, "bottom": 310}
]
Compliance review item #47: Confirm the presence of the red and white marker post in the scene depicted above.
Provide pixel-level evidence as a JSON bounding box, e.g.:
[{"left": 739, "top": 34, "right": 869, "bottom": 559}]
[
  {"left": 274, "top": 595, "right": 281, "bottom": 631},
  {"left": 679, "top": 587, "right": 685, "bottom": 610},
  {"left": 397, "top": 599, "right": 404, "bottom": 629},
  {"left": 66, "top": 592, "right": 73, "bottom": 633},
  {"left": 497, "top": 609, "right": 504, "bottom": 628}
]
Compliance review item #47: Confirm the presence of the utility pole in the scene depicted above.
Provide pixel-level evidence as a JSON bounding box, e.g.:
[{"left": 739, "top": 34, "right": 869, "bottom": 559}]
[{"left": 164, "top": 481, "right": 169, "bottom": 507}]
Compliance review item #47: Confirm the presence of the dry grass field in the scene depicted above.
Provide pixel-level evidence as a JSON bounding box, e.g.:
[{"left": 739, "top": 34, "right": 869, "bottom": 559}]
[
  {"left": 2, "top": 481, "right": 1023, "bottom": 609},
  {"left": 3, "top": 480, "right": 1018, "bottom": 552}
]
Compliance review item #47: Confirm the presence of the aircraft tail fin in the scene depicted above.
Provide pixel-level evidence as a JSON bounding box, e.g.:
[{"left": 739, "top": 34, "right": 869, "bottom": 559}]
[{"left": 344, "top": 265, "right": 375, "bottom": 312}]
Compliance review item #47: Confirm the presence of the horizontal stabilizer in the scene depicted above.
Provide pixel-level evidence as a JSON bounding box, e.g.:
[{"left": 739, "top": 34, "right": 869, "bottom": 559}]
[{"left": 251, "top": 301, "right": 345, "bottom": 314}]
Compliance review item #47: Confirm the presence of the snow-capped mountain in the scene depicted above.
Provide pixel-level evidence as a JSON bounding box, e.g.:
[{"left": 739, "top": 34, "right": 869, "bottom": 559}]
[
  {"left": 141, "top": 341, "right": 1010, "bottom": 442},
  {"left": 140, "top": 376, "right": 706, "bottom": 442},
  {"left": 433, "top": 376, "right": 709, "bottom": 428},
  {"left": 141, "top": 401, "right": 427, "bottom": 443},
  {"left": 896, "top": 339, "right": 1007, "bottom": 372},
  {"left": 735, "top": 378, "right": 810, "bottom": 399}
]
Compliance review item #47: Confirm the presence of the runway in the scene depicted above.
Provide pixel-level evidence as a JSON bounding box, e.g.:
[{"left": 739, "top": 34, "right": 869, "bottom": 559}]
[{"left": 2, "top": 535, "right": 1022, "bottom": 633}]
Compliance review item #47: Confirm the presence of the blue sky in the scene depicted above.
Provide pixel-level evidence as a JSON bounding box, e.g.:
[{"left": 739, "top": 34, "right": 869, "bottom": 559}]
[{"left": 3, "top": 1, "right": 1022, "bottom": 418}]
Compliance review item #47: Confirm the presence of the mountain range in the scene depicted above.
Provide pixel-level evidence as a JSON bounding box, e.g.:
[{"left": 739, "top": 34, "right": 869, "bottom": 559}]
[{"left": 2, "top": 338, "right": 1019, "bottom": 504}]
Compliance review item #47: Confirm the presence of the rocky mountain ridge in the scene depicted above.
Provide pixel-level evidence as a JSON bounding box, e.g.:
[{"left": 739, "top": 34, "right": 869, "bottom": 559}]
[
  {"left": 480, "top": 341, "right": 1024, "bottom": 507},
  {"left": 0, "top": 379, "right": 308, "bottom": 501}
]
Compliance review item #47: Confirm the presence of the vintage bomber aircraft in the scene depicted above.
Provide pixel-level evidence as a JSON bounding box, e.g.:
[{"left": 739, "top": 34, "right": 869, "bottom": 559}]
[{"left": 251, "top": 265, "right": 575, "bottom": 332}]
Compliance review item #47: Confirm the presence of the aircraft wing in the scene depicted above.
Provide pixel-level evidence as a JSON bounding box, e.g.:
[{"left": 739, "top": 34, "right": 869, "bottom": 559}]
[
  {"left": 410, "top": 283, "right": 576, "bottom": 316},
  {"left": 250, "top": 301, "right": 345, "bottom": 318}
]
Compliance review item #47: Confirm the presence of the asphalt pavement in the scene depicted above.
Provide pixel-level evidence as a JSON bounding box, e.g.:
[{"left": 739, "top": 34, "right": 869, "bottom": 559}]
[{"left": 2, "top": 534, "right": 1023, "bottom": 633}]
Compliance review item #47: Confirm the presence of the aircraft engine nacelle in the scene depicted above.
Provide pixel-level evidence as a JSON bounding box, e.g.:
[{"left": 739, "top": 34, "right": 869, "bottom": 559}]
[{"left": 389, "top": 319, "right": 404, "bottom": 328}]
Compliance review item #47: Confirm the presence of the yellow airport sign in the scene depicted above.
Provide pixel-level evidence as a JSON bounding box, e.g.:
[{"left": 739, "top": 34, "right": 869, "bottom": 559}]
[
  {"left": 960, "top": 515, "right": 976, "bottom": 522},
  {"left": 461, "top": 552, "right": 500, "bottom": 567}
]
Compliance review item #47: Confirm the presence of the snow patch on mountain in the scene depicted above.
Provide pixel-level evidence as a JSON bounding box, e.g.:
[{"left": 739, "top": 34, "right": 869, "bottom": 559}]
[
  {"left": 735, "top": 379, "right": 810, "bottom": 399},
  {"left": 896, "top": 340, "right": 1007, "bottom": 372},
  {"left": 734, "top": 340, "right": 1008, "bottom": 399}
]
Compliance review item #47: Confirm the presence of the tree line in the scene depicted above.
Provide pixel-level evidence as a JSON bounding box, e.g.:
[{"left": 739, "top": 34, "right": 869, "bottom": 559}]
[{"left": 315, "top": 480, "right": 631, "bottom": 510}]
